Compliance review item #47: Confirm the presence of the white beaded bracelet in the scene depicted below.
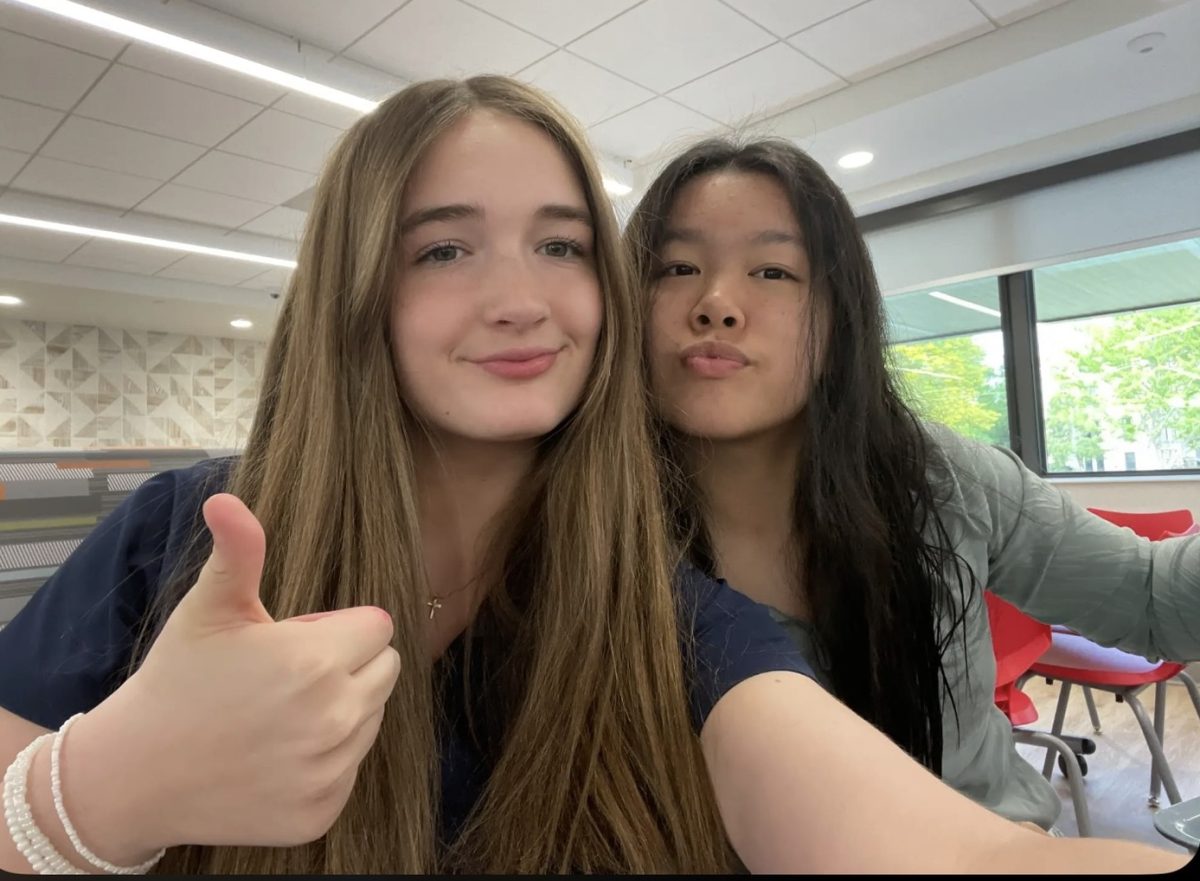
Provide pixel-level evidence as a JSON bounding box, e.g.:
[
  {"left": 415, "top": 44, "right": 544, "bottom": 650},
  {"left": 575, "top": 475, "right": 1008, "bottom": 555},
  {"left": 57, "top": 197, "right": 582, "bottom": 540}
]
[
  {"left": 3, "top": 733, "right": 85, "bottom": 874},
  {"left": 51, "top": 713, "right": 165, "bottom": 875}
]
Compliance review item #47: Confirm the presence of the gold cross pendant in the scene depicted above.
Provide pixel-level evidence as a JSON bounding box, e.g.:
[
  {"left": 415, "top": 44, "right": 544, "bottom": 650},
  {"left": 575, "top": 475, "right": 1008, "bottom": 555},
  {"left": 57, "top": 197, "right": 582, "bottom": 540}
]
[{"left": 426, "top": 597, "right": 443, "bottom": 620}]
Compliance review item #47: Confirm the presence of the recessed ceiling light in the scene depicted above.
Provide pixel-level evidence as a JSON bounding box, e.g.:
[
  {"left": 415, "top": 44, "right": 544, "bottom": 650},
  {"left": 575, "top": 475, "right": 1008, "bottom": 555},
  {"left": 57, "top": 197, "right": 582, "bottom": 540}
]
[
  {"left": 230, "top": 319, "right": 254, "bottom": 329},
  {"left": 0, "top": 213, "right": 295, "bottom": 268},
  {"left": 0, "top": 294, "right": 23, "bottom": 306},
  {"left": 837, "top": 151, "right": 874, "bottom": 170}
]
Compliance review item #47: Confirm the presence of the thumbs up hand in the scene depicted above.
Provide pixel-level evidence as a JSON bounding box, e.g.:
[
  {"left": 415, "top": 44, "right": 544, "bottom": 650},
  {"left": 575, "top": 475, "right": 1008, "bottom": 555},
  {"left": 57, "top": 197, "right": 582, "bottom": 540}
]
[{"left": 60, "top": 494, "right": 401, "bottom": 859}]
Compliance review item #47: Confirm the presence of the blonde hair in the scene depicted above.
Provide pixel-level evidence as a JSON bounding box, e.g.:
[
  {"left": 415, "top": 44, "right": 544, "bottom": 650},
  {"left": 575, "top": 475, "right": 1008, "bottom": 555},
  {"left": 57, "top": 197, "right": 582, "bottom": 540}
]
[{"left": 143, "top": 77, "right": 730, "bottom": 873}]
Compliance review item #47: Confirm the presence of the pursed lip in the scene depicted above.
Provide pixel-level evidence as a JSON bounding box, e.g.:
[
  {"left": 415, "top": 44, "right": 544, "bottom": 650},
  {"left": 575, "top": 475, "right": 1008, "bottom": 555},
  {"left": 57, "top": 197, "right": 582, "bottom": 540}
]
[
  {"left": 679, "top": 340, "right": 749, "bottom": 379},
  {"left": 679, "top": 340, "right": 749, "bottom": 365}
]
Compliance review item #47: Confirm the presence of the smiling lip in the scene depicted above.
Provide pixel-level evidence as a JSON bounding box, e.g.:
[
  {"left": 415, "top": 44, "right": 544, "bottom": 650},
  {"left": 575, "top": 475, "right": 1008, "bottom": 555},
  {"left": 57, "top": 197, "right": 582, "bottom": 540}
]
[
  {"left": 680, "top": 341, "right": 749, "bottom": 378},
  {"left": 473, "top": 347, "right": 561, "bottom": 379}
]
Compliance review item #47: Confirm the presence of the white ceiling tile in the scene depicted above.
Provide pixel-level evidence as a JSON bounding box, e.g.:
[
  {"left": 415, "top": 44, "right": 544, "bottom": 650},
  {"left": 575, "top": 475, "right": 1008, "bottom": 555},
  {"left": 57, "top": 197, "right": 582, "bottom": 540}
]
[
  {"left": 63, "top": 239, "right": 182, "bottom": 275},
  {"left": 197, "top": 0, "right": 401, "bottom": 52},
  {"left": 520, "top": 51, "right": 654, "bottom": 126},
  {"left": 0, "top": 226, "right": 88, "bottom": 262},
  {"left": 118, "top": 43, "right": 287, "bottom": 105},
  {"left": 0, "top": 2, "right": 127, "bottom": 58},
  {"left": 0, "top": 97, "right": 61, "bottom": 152},
  {"left": 238, "top": 267, "right": 293, "bottom": 291},
  {"left": 272, "top": 92, "right": 365, "bottom": 130},
  {"left": 218, "top": 110, "right": 343, "bottom": 174},
  {"left": 74, "top": 65, "right": 261, "bottom": 146},
  {"left": 0, "top": 29, "right": 108, "bottom": 110},
  {"left": 970, "top": 0, "right": 1070, "bottom": 26},
  {"left": 721, "top": 0, "right": 865, "bottom": 38},
  {"left": 39, "top": 117, "right": 206, "bottom": 181},
  {"left": 238, "top": 206, "right": 309, "bottom": 240},
  {"left": 570, "top": 0, "right": 774, "bottom": 93},
  {"left": 469, "top": 0, "right": 643, "bottom": 46},
  {"left": 0, "top": 147, "right": 27, "bottom": 185},
  {"left": 0, "top": 188, "right": 122, "bottom": 221},
  {"left": 156, "top": 254, "right": 266, "bottom": 286},
  {"left": 173, "top": 152, "right": 316, "bottom": 205},
  {"left": 589, "top": 98, "right": 724, "bottom": 161},
  {"left": 11, "top": 156, "right": 162, "bottom": 210},
  {"left": 344, "top": 0, "right": 554, "bottom": 80},
  {"left": 135, "top": 184, "right": 274, "bottom": 229},
  {"left": 669, "top": 43, "right": 844, "bottom": 125},
  {"left": 789, "top": 0, "right": 993, "bottom": 81}
]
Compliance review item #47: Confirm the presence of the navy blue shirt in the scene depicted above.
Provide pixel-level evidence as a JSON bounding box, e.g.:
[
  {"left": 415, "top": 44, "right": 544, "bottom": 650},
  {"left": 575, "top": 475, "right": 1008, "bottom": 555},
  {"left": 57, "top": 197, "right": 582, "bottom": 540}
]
[{"left": 0, "top": 460, "right": 813, "bottom": 841}]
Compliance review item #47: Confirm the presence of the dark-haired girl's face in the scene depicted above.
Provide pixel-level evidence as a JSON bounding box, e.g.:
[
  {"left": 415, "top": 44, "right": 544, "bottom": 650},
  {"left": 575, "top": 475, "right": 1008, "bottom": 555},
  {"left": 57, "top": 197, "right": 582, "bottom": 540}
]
[{"left": 648, "top": 171, "right": 826, "bottom": 442}]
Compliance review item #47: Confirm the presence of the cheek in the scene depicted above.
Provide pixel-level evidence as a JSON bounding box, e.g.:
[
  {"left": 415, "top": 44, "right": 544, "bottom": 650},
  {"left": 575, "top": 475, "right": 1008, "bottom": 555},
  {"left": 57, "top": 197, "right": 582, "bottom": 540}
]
[
  {"left": 390, "top": 291, "right": 463, "bottom": 381},
  {"left": 648, "top": 293, "right": 682, "bottom": 357},
  {"left": 562, "top": 280, "right": 604, "bottom": 348}
]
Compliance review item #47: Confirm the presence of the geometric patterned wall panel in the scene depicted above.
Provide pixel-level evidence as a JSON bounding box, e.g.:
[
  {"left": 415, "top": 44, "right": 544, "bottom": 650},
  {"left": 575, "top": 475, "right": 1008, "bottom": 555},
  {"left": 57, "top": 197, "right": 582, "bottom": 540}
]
[{"left": 0, "top": 318, "right": 265, "bottom": 450}]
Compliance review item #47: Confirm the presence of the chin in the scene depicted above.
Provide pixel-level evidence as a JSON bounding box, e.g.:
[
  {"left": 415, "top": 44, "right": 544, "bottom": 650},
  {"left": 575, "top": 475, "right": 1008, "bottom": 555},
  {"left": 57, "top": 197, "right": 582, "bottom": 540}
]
[
  {"left": 460, "top": 407, "right": 572, "bottom": 443},
  {"left": 664, "top": 411, "right": 750, "bottom": 442}
]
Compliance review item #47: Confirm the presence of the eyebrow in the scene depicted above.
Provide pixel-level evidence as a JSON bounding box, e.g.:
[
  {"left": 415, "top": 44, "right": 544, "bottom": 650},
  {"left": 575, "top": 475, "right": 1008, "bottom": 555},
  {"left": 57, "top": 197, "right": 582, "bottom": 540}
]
[
  {"left": 400, "top": 203, "right": 593, "bottom": 235},
  {"left": 752, "top": 229, "right": 804, "bottom": 247},
  {"left": 661, "top": 227, "right": 804, "bottom": 247},
  {"left": 537, "top": 204, "right": 593, "bottom": 227},
  {"left": 400, "top": 203, "right": 479, "bottom": 235}
]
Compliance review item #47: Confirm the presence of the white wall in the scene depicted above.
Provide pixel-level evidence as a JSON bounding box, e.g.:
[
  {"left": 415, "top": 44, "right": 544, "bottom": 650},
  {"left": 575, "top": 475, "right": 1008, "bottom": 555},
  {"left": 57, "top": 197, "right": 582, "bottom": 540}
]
[
  {"left": 866, "top": 150, "right": 1200, "bottom": 295},
  {"left": 1052, "top": 477, "right": 1200, "bottom": 515}
]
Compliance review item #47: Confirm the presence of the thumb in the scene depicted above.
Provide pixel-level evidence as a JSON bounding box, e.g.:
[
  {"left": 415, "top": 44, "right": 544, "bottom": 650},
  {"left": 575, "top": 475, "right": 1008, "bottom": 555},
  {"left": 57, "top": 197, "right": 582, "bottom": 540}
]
[{"left": 178, "top": 493, "right": 272, "bottom": 628}]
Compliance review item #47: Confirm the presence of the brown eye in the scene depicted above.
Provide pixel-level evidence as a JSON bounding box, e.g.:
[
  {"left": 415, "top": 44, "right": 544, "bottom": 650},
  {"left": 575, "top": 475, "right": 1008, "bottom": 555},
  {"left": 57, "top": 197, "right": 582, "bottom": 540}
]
[{"left": 753, "top": 267, "right": 795, "bottom": 281}]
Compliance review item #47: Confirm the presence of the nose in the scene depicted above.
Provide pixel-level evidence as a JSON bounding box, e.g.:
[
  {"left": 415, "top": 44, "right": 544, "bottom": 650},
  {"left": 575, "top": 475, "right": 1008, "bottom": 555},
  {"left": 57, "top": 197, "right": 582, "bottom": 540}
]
[
  {"left": 689, "top": 281, "right": 743, "bottom": 333},
  {"left": 482, "top": 254, "right": 550, "bottom": 331}
]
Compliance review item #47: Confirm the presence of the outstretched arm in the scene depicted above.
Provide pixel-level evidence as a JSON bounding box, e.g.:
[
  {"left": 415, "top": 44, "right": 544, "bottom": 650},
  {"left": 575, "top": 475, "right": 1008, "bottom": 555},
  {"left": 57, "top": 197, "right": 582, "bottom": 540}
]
[{"left": 703, "top": 671, "right": 1188, "bottom": 874}]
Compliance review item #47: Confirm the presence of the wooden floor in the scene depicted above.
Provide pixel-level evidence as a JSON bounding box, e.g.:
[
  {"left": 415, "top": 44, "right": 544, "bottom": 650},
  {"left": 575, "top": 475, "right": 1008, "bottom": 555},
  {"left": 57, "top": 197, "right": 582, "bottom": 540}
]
[{"left": 1013, "top": 676, "right": 1200, "bottom": 853}]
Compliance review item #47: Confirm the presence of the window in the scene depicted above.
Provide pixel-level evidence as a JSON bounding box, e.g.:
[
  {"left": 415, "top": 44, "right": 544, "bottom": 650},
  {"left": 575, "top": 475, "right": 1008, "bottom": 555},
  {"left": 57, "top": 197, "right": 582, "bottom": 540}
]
[
  {"left": 885, "top": 278, "right": 1010, "bottom": 447},
  {"left": 1035, "top": 237, "right": 1200, "bottom": 474}
]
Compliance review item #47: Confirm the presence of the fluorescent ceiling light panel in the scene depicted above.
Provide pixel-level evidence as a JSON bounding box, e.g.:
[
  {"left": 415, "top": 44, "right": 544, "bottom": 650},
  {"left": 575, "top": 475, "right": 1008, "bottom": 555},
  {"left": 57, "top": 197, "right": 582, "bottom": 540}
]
[
  {"left": 0, "top": 213, "right": 297, "bottom": 268},
  {"left": 927, "top": 290, "right": 1001, "bottom": 318},
  {"left": 17, "top": 0, "right": 631, "bottom": 197},
  {"left": 13, "top": 0, "right": 378, "bottom": 112}
]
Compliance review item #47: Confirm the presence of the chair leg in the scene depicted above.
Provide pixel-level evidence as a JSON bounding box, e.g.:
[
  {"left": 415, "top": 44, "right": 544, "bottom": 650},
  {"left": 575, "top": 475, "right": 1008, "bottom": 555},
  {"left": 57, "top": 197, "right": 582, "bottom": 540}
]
[
  {"left": 1123, "top": 689, "right": 1182, "bottom": 806},
  {"left": 1083, "top": 686, "right": 1102, "bottom": 733},
  {"left": 1043, "top": 681, "right": 1073, "bottom": 779},
  {"left": 1015, "top": 729, "right": 1093, "bottom": 837},
  {"left": 1150, "top": 681, "right": 1167, "bottom": 804},
  {"left": 1176, "top": 671, "right": 1200, "bottom": 721}
]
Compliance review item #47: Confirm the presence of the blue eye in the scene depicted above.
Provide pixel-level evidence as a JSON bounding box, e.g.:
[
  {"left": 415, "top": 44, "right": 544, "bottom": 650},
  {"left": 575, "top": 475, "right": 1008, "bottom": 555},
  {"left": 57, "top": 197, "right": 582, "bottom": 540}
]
[{"left": 420, "top": 244, "right": 463, "bottom": 264}]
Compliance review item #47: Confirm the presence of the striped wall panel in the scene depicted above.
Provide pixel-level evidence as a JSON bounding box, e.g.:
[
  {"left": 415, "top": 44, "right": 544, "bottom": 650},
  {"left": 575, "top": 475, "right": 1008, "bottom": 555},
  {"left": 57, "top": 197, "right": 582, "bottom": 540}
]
[{"left": 0, "top": 448, "right": 231, "bottom": 626}]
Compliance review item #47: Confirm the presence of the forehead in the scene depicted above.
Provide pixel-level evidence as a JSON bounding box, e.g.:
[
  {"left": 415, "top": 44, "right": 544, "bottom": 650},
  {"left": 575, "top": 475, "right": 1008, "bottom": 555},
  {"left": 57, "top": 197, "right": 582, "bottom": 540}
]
[
  {"left": 402, "top": 109, "right": 585, "bottom": 210},
  {"left": 668, "top": 171, "right": 799, "bottom": 235}
]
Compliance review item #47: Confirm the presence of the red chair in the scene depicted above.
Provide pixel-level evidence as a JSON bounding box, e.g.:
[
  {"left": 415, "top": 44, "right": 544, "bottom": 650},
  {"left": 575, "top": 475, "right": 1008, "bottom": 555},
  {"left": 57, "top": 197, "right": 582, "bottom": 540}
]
[
  {"left": 1034, "top": 507, "right": 1200, "bottom": 807},
  {"left": 1085, "top": 507, "right": 1196, "bottom": 541},
  {"left": 986, "top": 592, "right": 1093, "bottom": 835}
]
